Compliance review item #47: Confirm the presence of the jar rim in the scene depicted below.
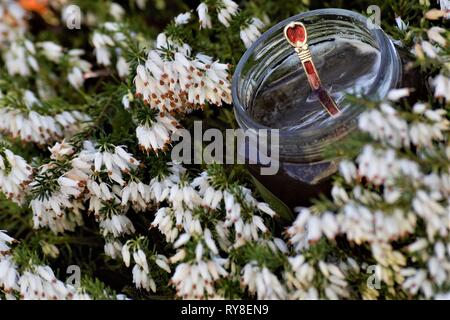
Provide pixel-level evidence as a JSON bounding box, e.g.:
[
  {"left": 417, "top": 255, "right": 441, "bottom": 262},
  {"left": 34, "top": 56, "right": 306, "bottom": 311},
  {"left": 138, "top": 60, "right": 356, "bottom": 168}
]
[{"left": 232, "top": 8, "right": 401, "bottom": 143}]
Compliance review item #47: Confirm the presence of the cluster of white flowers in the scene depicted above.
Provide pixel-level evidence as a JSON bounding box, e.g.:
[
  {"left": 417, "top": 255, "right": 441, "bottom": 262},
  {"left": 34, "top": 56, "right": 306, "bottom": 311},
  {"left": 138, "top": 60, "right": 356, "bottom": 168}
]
[
  {"left": 0, "top": 146, "right": 32, "bottom": 204},
  {"left": 401, "top": 239, "right": 450, "bottom": 298},
  {"left": 178, "top": 1, "right": 267, "bottom": 49},
  {"left": 0, "top": 1, "right": 27, "bottom": 47},
  {"left": 109, "top": 2, "right": 125, "bottom": 21},
  {"left": 0, "top": 90, "right": 90, "bottom": 145},
  {"left": 27, "top": 141, "right": 143, "bottom": 234},
  {"left": 92, "top": 22, "right": 130, "bottom": 78},
  {"left": 151, "top": 169, "right": 275, "bottom": 251},
  {"left": 174, "top": 12, "right": 192, "bottom": 26},
  {"left": 0, "top": 230, "right": 15, "bottom": 255},
  {"left": 197, "top": 0, "right": 239, "bottom": 29},
  {"left": 121, "top": 240, "right": 170, "bottom": 292},
  {"left": 287, "top": 255, "right": 357, "bottom": 300},
  {"left": 443, "top": 2, "right": 450, "bottom": 20},
  {"left": 286, "top": 208, "right": 338, "bottom": 250},
  {"left": 195, "top": 1, "right": 265, "bottom": 48},
  {"left": 38, "top": 41, "right": 92, "bottom": 89},
  {"left": 414, "top": 22, "right": 447, "bottom": 61},
  {"left": 241, "top": 261, "right": 286, "bottom": 299},
  {"left": 3, "top": 39, "right": 38, "bottom": 76},
  {"left": 27, "top": 140, "right": 171, "bottom": 292},
  {"left": 135, "top": 113, "right": 179, "bottom": 153},
  {"left": 29, "top": 142, "right": 84, "bottom": 233},
  {"left": 194, "top": 172, "right": 275, "bottom": 248},
  {"left": 240, "top": 18, "right": 265, "bottom": 49},
  {"left": 0, "top": 230, "right": 90, "bottom": 300},
  {"left": 68, "top": 142, "right": 142, "bottom": 230},
  {"left": 0, "top": 12, "right": 92, "bottom": 88},
  {"left": 170, "top": 237, "right": 228, "bottom": 299},
  {"left": 360, "top": 96, "right": 449, "bottom": 149},
  {"left": 433, "top": 74, "right": 450, "bottom": 102},
  {"left": 133, "top": 32, "right": 231, "bottom": 152},
  {"left": 135, "top": 33, "right": 232, "bottom": 113},
  {"left": 148, "top": 166, "right": 284, "bottom": 298},
  {"left": 284, "top": 82, "right": 450, "bottom": 298}
]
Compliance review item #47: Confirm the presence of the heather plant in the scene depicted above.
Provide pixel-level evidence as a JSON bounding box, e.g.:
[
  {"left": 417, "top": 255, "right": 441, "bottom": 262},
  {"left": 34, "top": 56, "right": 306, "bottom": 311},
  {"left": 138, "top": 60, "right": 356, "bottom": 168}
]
[{"left": 0, "top": 0, "right": 449, "bottom": 299}]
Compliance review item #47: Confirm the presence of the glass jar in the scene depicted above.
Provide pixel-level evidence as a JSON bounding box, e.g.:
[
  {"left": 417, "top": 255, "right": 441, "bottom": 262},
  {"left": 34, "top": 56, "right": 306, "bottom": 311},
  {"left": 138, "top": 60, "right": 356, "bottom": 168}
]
[{"left": 232, "top": 9, "right": 402, "bottom": 208}]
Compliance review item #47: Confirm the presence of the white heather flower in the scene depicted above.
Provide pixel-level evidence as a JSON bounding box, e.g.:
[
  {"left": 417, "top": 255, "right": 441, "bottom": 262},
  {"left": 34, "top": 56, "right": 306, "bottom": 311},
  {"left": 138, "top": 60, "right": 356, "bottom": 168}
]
[
  {"left": 401, "top": 268, "right": 432, "bottom": 297},
  {"left": 104, "top": 240, "right": 123, "bottom": 259},
  {"left": 174, "top": 12, "right": 192, "bottom": 25},
  {"left": 0, "top": 231, "right": 87, "bottom": 300},
  {"left": 432, "top": 74, "right": 450, "bottom": 101},
  {"left": 0, "top": 231, "right": 15, "bottom": 255},
  {"left": 136, "top": 114, "right": 179, "bottom": 153},
  {"left": 217, "top": 0, "right": 239, "bottom": 27},
  {"left": 121, "top": 244, "right": 161, "bottom": 292},
  {"left": 30, "top": 142, "right": 140, "bottom": 233},
  {"left": 339, "top": 160, "right": 357, "bottom": 183},
  {"left": 100, "top": 214, "right": 135, "bottom": 237},
  {"left": 169, "top": 249, "right": 186, "bottom": 264},
  {"left": 241, "top": 262, "right": 286, "bottom": 300},
  {"left": 174, "top": 233, "right": 191, "bottom": 248},
  {"left": 134, "top": 0, "right": 147, "bottom": 9},
  {"left": 30, "top": 181, "right": 84, "bottom": 234},
  {"left": 359, "top": 103, "right": 409, "bottom": 148},
  {"left": 169, "top": 182, "right": 202, "bottom": 211},
  {"left": 440, "top": 0, "right": 450, "bottom": 19},
  {"left": 427, "top": 27, "right": 447, "bottom": 47},
  {"left": 3, "top": 40, "right": 38, "bottom": 76},
  {"left": 287, "top": 208, "right": 339, "bottom": 248},
  {"left": 120, "top": 179, "right": 152, "bottom": 212},
  {"left": 0, "top": 147, "right": 32, "bottom": 204},
  {"left": 122, "top": 243, "right": 131, "bottom": 267},
  {"left": 38, "top": 41, "right": 64, "bottom": 62},
  {"left": 425, "top": 8, "right": 446, "bottom": 20},
  {"left": 132, "top": 264, "right": 156, "bottom": 292},
  {"left": 321, "top": 212, "right": 339, "bottom": 239},
  {"left": 122, "top": 94, "right": 131, "bottom": 109},
  {"left": 0, "top": 256, "right": 19, "bottom": 292},
  {"left": 240, "top": 18, "right": 265, "bottom": 48},
  {"left": 67, "top": 49, "right": 92, "bottom": 89},
  {"left": 395, "top": 16, "right": 408, "bottom": 31},
  {"left": 134, "top": 39, "right": 231, "bottom": 117},
  {"left": 171, "top": 257, "right": 228, "bottom": 299},
  {"left": 62, "top": 4, "right": 84, "bottom": 27},
  {"left": 257, "top": 202, "right": 276, "bottom": 217},
  {"left": 23, "top": 90, "right": 40, "bottom": 108},
  {"left": 421, "top": 40, "right": 438, "bottom": 59},
  {"left": 196, "top": 0, "right": 238, "bottom": 28},
  {"left": 189, "top": 176, "right": 272, "bottom": 246},
  {"left": 0, "top": 2, "right": 27, "bottom": 46},
  {"left": 409, "top": 106, "right": 449, "bottom": 147},
  {"left": 387, "top": 88, "right": 410, "bottom": 101},
  {"left": 92, "top": 32, "right": 114, "bottom": 66},
  {"left": 49, "top": 140, "right": 75, "bottom": 161},
  {"left": 287, "top": 256, "right": 350, "bottom": 300},
  {"left": 109, "top": 3, "right": 125, "bottom": 21},
  {"left": 331, "top": 185, "right": 349, "bottom": 205},
  {"left": 155, "top": 255, "right": 171, "bottom": 273},
  {"left": 151, "top": 207, "right": 178, "bottom": 242},
  {"left": 0, "top": 101, "right": 90, "bottom": 145},
  {"left": 116, "top": 56, "right": 129, "bottom": 78},
  {"left": 356, "top": 145, "right": 422, "bottom": 184},
  {"left": 197, "top": 3, "right": 212, "bottom": 29}
]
